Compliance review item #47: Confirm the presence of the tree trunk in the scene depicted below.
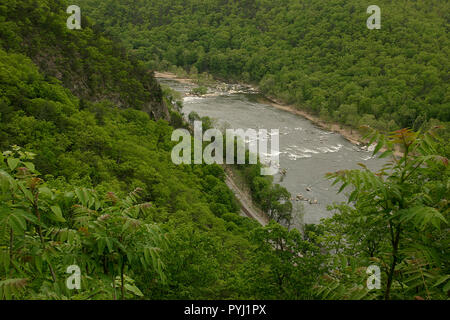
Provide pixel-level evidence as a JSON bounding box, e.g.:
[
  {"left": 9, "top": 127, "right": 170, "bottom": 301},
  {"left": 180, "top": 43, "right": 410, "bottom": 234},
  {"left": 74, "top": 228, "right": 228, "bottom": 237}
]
[
  {"left": 121, "top": 262, "right": 125, "bottom": 300},
  {"left": 385, "top": 227, "right": 401, "bottom": 300},
  {"left": 112, "top": 274, "right": 117, "bottom": 300}
]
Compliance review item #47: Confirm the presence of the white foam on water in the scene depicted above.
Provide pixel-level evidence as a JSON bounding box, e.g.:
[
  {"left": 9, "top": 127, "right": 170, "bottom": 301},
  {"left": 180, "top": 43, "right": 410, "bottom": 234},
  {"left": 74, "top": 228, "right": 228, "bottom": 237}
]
[
  {"left": 317, "top": 144, "right": 343, "bottom": 153},
  {"left": 183, "top": 96, "right": 205, "bottom": 103},
  {"left": 286, "top": 152, "right": 312, "bottom": 160},
  {"left": 260, "top": 151, "right": 284, "bottom": 157},
  {"left": 317, "top": 147, "right": 333, "bottom": 153},
  {"left": 300, "top": 148, "right": 320, "bottom": 154}
]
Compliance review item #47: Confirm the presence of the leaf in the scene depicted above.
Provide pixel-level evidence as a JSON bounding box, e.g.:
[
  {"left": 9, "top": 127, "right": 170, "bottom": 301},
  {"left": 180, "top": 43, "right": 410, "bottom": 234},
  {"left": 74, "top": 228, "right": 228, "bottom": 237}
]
[
  {"left": 94, "top": 199, "right": 102, "bottom": 211},
  {"left": 75, "top": 188, "right": 88, "bottom": 207},
  {"left": 353, "top": 288, "right": 369, "bottom": 300},
  {"left": 398, "top": 206, "right": 447, "bottom": 230},
  {"left": 75, "top": 188, "right": 94, "bottom": 208},
  {"left": 372, "top": 135, "right": 385, "bottom": 156},
  {"left": 379, "top": 150, "right": 392, "bottom": 159},
  {"left": 97, "top": 239, "right": 106, "bottom": 255},
  {"left": 7, "top": 158, "right": 20, "bottom": 171},
  {"left": 348, "top": 190, "right": 358, "bottom": 202},
  {"left": 35, "top": 255, "right": 42, "bottom": 273},
  {"left": 67, "top": 230, "right": 75, "bottom": 244},
  {"left": 433, "top": 275, "right": 450, "bottom": 288},
  {"left": 38, "top": 187, "right": 53, "bottom": 199},
  {"left": 22, "top": 162, "right": 35, "bottom": 172},
  {"left": 105, "top": 238, "right": 113, "bottom": 253},
  {"left": 357, "top": 163, "right": 368, "bottom": 170},
  {"left": 338, "top": 182, "right": 348, "bottom": 194},
  {"left": 368, "top": 132, "right": 379, "bottom": 146},
  {"left": 443, "top": 280, "right": 450, "bottom": 293},
  {"left": 0, "top": 207, "right": 36, "bottom": 233},
  {"left": 125, "top": 283, "right": 144, "bottom": 297},
  {"left": 0, "top": 170, "right": 14, "bottom": 190},
  {"left": 64, "top": 191, "right": 75, "bottom": 199},
  {"left": 144, "top": 247, "right": 150, "bottom": 265},
  {"left": 50, "top": 205, "right": 66, "bottom": 222},
  {"left": 9, "top": 214, "right": 26, "bottom": 233}
]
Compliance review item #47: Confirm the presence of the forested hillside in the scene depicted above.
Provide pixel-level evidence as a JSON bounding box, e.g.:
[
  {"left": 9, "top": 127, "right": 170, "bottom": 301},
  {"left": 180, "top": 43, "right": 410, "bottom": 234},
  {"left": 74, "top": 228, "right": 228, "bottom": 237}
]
[
  {"left": 0, "top": 0, "right": 448, "bottom": 300},
  {"left": 79, "top": 0, "right": 449, "bottom": 132},
  {"left": 1, "top": 0, "right": 168, "bottom": 120},
  {"left": 0, "top": 0, "right": 320, "bottom": 299}
]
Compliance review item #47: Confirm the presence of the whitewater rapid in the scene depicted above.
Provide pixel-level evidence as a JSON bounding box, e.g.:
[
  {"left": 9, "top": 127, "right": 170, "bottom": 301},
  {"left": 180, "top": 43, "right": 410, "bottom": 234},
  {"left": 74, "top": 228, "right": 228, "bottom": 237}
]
[{"left": 158, "top": 77, "right": 385, "bottom": 225}]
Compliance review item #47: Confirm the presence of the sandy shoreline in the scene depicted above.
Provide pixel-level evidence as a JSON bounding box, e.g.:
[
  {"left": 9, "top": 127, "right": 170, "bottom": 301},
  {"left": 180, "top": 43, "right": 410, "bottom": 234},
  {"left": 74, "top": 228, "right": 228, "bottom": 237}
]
[
  {"left": 154, "top": 72, "right": 196, "bottom": 85},
  {"left": 154, "top": 71, "right": 401, "bottom": 156}
]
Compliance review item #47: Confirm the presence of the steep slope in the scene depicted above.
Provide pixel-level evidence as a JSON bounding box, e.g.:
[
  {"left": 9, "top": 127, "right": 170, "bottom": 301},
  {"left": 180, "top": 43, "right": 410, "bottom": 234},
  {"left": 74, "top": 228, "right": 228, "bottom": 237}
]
[
  {"left": 1, "top": 0, "right": 319, "bottom": 300},
  {"left": 0, "top": 0, "right": 168, "bottom": 120},
  {"left": 1, "top": 0, "right": 447, "bottom": 301}
]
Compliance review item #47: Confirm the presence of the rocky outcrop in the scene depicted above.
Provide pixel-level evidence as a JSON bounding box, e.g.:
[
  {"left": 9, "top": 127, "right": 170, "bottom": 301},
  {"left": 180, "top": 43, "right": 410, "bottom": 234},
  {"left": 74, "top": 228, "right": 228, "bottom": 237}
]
[{"left": 5, "top": 1, "right": 170, "bottom": 121}]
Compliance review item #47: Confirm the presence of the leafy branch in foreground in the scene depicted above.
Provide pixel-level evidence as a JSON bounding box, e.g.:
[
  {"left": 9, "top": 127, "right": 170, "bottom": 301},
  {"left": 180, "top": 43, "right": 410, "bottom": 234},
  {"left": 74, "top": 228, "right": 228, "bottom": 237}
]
[
  {"left": 0, "top": 147, "right": 166, "bottom": 300},
  {"left": 320, "top": 127, "right": 449, "bottom": 300}
]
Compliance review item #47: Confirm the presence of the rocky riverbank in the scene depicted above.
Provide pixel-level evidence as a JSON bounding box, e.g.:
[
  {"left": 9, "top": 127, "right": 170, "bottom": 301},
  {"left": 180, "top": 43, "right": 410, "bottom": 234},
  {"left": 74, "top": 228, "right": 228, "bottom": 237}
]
[{"left": 155, "top": 71, "right": 402, "bottom": 156}]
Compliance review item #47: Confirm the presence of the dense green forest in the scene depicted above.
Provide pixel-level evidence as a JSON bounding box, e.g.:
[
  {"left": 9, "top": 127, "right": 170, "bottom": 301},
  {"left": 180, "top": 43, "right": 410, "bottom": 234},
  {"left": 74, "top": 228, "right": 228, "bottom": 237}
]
[
  {"left": 0, "top": 0, "right": 308, "bottom": 299},
  {"left": 0, "top": 0, "right": 448, "bottom": 300},
  {"left": 78, "top": 0, "right": 449, "bottom": 133}
]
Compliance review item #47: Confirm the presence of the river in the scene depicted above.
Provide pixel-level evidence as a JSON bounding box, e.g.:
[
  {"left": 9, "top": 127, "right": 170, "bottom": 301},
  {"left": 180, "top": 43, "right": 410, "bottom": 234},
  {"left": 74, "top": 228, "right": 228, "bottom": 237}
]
[{"left": 157, "top": 77, "right": 385, "bottom": 225}]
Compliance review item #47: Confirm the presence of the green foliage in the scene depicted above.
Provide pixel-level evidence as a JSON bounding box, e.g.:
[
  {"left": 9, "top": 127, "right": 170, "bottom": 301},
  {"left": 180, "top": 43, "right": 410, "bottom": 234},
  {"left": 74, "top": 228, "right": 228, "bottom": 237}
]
[
  {"left": 319, "top": 127, "right": 449, "bottom": 300},
  {"left": 0, "top": 148, "right": 166, "bottom": 299},
  {"left": 0, "top": 1, "right": 303, "bottom": 300},
  {"left": 236, "top": 162, "right": 293, "bottom": 225},
  {"left": 0, "top": 0, "right": 166, "bottom": 119},
  {"left": 190, "top": 86, "right": 208, "bottom": 96},
  {"left": 1, "top": 0, "right": 448, "bottom": 301},
  {"left": 240, "top": 221, "right": 326, "bottom": 299},
  {"left": 79, "top": 0, "right": 449, "bottom": 131}
]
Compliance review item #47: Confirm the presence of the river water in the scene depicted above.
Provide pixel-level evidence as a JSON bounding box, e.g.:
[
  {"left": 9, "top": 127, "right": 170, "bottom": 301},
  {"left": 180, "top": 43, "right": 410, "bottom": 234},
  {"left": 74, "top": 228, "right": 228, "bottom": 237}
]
[{"left": 158, "top": 77, "right": 385, "bottom": 225}]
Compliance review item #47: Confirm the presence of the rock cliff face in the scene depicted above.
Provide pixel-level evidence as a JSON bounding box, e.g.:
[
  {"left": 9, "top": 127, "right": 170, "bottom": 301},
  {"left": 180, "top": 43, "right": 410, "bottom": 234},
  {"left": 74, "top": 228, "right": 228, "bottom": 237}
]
[{"left": 1, "top": 0, "right": 170, "bottom": 121}]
